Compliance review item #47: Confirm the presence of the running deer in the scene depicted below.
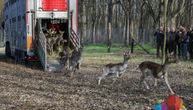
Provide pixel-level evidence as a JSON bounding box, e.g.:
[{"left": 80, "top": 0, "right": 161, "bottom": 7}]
[
  {"left": 59, "top": 47, "right": 82, "bottom": 76},
  {"left": 138, "top": 53, "right": 177, "bottom": 94},
  {"left": 98, "top": 51, "right": 131, "bottom": 85},
  {"left": 68, "top": 48, "right": 83, "bottom": 77}
]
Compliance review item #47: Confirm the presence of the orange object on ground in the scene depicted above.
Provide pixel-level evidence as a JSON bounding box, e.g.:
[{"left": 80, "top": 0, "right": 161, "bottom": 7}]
[{"left": 166, "top": 95, "right": 183, "bottom": 110}]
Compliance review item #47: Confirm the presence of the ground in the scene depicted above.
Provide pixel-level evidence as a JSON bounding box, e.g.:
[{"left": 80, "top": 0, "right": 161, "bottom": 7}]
[{"left": 0, "top": 48, "right": 192, "bottom": 110}]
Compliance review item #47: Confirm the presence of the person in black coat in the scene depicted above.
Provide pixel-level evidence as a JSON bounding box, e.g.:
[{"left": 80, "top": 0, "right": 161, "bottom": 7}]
[
  {"left": 179, "top": 27, "right": 188, "bottom": 60},
  {"left": 154, "top": 27, "right": 164, "bottom": 57},
  {"left": 168, "top": 27, "right": 178, "bottom": 57},
  {"left": 187, "top": 28, "right": 193, "bottom": 59}
]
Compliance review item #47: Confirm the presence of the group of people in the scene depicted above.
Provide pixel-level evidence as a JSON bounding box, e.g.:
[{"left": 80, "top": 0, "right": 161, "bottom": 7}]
[{"left": 154, "top": 26, "right": 193, "bottom": 60}]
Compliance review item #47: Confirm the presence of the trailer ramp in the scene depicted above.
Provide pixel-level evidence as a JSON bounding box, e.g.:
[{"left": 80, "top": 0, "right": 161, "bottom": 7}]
[{"left": 38, "top": 28, "right": 47, "bottom": 70}]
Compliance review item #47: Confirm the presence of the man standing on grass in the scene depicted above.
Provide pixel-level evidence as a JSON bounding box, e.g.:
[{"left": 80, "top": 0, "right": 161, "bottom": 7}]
[
  {"left": 154, "top": 27, "right": 164, "bottom": 57},
  {"left": 187, "top": 27, "right": 193, "bottom": 59},
  {"left": 168, "top": 27, "right": 178, "bottom": 57},
  {"left": 179, "top": 27, "right": 188, "bottom": 60}
]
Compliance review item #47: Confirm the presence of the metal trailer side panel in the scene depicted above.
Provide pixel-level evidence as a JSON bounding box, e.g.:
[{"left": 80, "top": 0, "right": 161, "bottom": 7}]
[
  {"left": 4, "top": 0, "right": 18, "bottom": 56},
  {"left": 4, "top": 0, "right": 10, "bottom": 42},
  {"left": 16, "top": 0, "right": 27, "bottom": 52},
  {"left": 10, "top": 1, "right": 17, "bottom": 55},
  {"left": 4, "top": 0, "right": 27, "bottom": 57}
]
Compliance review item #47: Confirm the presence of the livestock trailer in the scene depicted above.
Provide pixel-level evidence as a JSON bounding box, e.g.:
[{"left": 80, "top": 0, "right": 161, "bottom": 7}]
[{"left": 3, "top": 0, "right": 80, "bottom": 71}]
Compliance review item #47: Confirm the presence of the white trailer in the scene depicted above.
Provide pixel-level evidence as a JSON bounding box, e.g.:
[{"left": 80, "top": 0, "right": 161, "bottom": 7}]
[{"left": 4, "top": 0, "right": 80, "bottom": 71}]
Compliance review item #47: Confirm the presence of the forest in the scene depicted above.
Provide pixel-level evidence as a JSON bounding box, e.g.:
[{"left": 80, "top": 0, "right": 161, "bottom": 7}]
[{"left": 78, "top": 0, "right": 193, "bottom": 51}]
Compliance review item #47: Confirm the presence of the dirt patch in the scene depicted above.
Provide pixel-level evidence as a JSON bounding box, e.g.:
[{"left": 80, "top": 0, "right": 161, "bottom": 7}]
[{"left": 0, "top": 52, "right": 192, "bottom": 109}]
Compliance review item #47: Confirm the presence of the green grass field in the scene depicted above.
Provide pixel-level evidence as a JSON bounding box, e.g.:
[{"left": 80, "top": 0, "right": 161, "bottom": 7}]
[
  {"left": 82, "top": 43, "right": 159, "bottom": 65},
  {"left": 83, "top": 43, "right": 156, "bottom": 57}
]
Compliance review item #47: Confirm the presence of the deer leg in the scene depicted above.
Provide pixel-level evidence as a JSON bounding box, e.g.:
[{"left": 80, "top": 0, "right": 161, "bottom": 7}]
[
  {"left": 98, "top": 75, "right": 106, "bottom": 85},
  {"left": 49, "top": 43, "right": 53, "bottom": 55},
  {"left": 77, "top": 62, "right": 81, "bottom": 70},
  {"left": 154, "top": 78, "right": 158, "bottom": 87},
  {"left": 140, "top": 72, "right": 150, "bottom": 89},
  {"left": 111, "top": 72, "right": 120, "bottom": 85},
  {"left": 51, "top": 44, "right": 55, "bottom": 54},
  {"left": 70, "top": 68, "right": 75, "bottom": 77},
  {"left": 98, "top": 69, "right": 109, "bottom": 85},
  {"left": 139, "top": 73, "right": 145, "bottom": 87},
  {"left": 144, "top": 80, "right": 150, "bottom": 90},
  {"left": 164, "top": 72, "right": 174, "bottom": 94}
]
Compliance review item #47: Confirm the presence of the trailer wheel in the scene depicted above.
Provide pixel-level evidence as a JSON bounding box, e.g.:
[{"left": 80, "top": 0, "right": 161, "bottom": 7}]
[{"left": 5, "top": 41, "right": 11, "bottom": 57}]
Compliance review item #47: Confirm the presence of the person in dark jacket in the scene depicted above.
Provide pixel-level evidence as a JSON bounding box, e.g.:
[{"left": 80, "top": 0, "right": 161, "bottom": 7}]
[
  {"left": 154, "top": 27, "right": 164, "bottom": 57},
  {"left": 176, "top": 26, "right": 184, "bottom": 58},
  {"left": 168, "top": 27, "right": 178, "bottom": 57},
  {"left": 187, "top": 28, "right": 193, "bottom": 59},
  {"left": 179, "top": 27, "right": 188, "bottom": 60}
]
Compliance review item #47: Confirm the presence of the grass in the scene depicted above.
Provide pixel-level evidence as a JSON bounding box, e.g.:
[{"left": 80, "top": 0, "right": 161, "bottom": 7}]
[
  {"left": 83, "top": 43, "right": 156, "bottom": 57},
  {"left": 82, "top": 43, "right": 159, "bottom": 65},
  {"left": 82, "top": 43, "right": 193, "bottom": 67},
  {"left": 134, "top": 43, "right": 156, "bottom": 53},
  {"left": 84, "top": 44, "right": 128, "bottom": 52},
  {"left": 0, "top": 42, "right": 4, "bottom": 47}
]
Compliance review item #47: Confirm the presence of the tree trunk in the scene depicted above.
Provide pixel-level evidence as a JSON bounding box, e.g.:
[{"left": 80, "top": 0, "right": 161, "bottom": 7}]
[
  {"left": 82, "top": 0, "right": 87, "bottom": 45},
  {"left": 107, "top": 22, "right": 112, "bottom": 52},
  {"left": 124, "top": 15, "right": 129, "bottom": 46},
  {"left": 91, "top": 20, "right": 96, "bottom": 44},
  {"left": 91, "top": 0, "right": 96, "bottom": 44},
  {"left": 167, "top": 16, "right": 177, "bottom": 28},
  {"left": 107, "top": 0, "right": 113, "bottom": 53},
  {"left": 192, "top": 0, "right": 193, "bottom": 27}
]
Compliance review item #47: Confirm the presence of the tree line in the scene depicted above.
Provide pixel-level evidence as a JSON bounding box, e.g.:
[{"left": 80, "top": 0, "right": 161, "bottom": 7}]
[{"left": 78, "top": 0, "right": 193, "bottom": 52}]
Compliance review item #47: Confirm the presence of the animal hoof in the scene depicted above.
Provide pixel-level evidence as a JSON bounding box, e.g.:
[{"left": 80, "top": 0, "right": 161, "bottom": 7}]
[{"left": 171, "top": 92, "right": 175, "bottom": 95}]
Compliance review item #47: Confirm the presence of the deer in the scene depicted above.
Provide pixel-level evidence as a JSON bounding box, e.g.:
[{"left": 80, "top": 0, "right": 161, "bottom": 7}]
[
  {"left": 44, "top": 28, "right": 58, "bottom": 55},
  {"left": 68, "top": 48, "right": 83, "bottom": 77},
  {"left": 137, "top": 53, "right": 177, "bottom": 94},
  {"left": 53, "top": 31, "right": 66, "bottom": 53},
  {"left": 58, "top": 47, "right": 82, "bottom": 76},
  {"left": 98, "top": 51, "right": 131, "bottom": 85},
  {"left": 59, "top": 49, "right": 68, "bottom": 70}
]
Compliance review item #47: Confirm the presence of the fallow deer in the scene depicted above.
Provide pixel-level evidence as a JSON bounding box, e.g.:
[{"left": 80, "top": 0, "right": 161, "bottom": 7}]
[
  {"left": 98, "top": 51, "right": 131, "bottom": 85},
  {"left": 137, "top": 53, "right": 177, "bottom": 94},
  {"left": 53, "top": 31, "right": 65, "bottom": 52},
  {"left": 48, "top": 36, "right": 58, "bottom": 55},
  {"left": 68, "top": 48, "right": 83, "bottom": 77},
  {"left": 45, "top": 28, "right": 57, "bottom": 55}
]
